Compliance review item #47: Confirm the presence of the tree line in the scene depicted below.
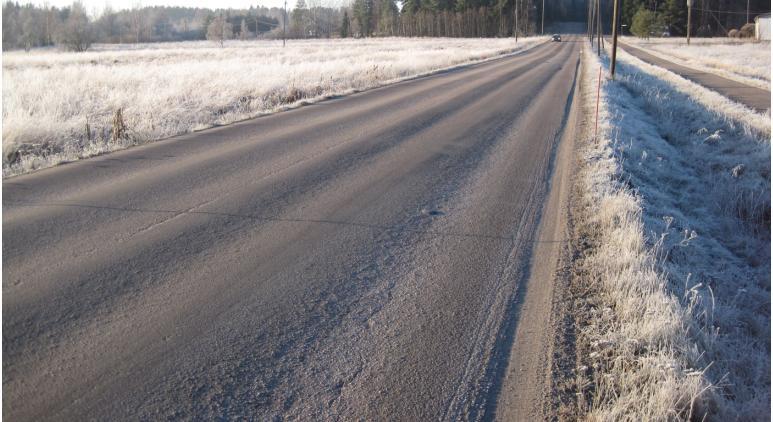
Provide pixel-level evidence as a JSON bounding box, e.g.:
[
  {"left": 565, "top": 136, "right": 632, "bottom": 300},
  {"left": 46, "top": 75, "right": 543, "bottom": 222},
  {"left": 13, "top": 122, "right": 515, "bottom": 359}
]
[
  {"left": 2, "top": 2, "right": 282, "bottom": 51},
  {"left": 610, "top": 0, "right": 769, "bottom": 37},
  {"left": 2, "top": 0, "right": 563, "bottom": 52}
]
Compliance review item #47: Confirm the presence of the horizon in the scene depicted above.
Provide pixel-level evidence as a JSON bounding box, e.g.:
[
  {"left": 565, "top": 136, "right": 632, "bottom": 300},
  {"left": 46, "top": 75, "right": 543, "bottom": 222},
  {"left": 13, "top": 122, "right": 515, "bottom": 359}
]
[{"left": 24, "top": 0, "right": 354, "bottom": 14}]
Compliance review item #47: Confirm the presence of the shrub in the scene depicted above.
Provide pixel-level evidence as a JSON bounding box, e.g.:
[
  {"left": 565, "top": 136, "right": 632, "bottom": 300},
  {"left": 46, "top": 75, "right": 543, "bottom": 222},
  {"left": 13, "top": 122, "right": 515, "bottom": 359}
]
[
  {"left": 739, "top": 23, "right": 755, "bottom": 38},
  {"left": 631, "top": 8, "right": 658, "bottom": 38}
]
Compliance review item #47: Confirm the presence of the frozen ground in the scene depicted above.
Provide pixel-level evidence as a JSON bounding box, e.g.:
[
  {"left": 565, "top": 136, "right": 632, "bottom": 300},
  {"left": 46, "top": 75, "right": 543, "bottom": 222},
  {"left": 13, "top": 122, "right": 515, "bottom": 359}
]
[
  {"left": 570, "top": 43, "right": 769, "bottom": 419},
  {"left": 2, "top": 37, "right": 545, "bottom": 177},
  {"left": 622, "top": 36, "right": 771, "bottom": 90}
]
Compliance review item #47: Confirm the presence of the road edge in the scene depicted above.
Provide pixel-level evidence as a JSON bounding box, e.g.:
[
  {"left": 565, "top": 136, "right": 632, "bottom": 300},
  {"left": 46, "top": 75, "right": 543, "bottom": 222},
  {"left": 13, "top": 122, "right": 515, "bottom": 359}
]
[
  {"left": 492, "top": 43, "right": 583, "bottom": 421},
  {"left": 544, "top": 43, "right": 595, "bottom": 420}
]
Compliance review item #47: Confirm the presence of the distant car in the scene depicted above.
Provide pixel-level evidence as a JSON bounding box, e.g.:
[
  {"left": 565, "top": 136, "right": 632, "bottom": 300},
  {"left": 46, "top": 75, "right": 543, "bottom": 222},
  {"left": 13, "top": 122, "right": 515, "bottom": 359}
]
[{"left": 551, "top": 34, "right": 561, "bottom": 42}]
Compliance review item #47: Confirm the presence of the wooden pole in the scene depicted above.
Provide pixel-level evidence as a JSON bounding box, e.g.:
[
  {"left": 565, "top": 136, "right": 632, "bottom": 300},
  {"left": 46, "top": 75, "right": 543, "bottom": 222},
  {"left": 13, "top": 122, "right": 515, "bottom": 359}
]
[
  {"left": 589, "top": 0, "right": 595, "bottom": 43},
  {"left": 596, "top": 0, "right": 601, "bottom": 54},
  {"left": 687, "top": 0, "right": 692, "bottom": 45},
  {"left": 610, "top": 0, "right": 619, "bottom": 77},
  {"left": 591, "top": 0, "right": 595, "bottom": 41},
  {"left": 515, "top": 0, "right": 519, "bottom": 42}
]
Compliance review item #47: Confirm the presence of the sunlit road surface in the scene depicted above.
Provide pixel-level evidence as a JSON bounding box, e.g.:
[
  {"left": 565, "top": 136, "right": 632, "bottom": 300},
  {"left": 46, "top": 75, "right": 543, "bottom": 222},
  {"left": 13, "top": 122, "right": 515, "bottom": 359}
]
[{"left": 3, "top": 38, "right": 580, "bottom": 420}]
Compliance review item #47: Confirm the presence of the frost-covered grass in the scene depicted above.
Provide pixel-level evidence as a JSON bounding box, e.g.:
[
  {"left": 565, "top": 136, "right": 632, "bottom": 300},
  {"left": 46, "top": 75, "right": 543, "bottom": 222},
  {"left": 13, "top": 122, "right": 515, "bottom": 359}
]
[
  {"left": 572, "top": 43, "right": 770, "bottom": 420},
  {"left": 622, "top": 36, "right": 771, "bottom": 90},
  {"left": 2, "top": 37, "right": 545, "bottom": 177}
]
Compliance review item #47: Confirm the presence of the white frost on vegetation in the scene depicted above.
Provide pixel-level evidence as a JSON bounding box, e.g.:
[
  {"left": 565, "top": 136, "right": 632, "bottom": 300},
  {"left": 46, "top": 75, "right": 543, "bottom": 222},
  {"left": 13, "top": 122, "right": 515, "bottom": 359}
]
[
  {"left": 621, "top": 36, "right": 771, "bottom": 90},
  {"left": 576, "top": 44, "right": 769, "bottom": 420},
  {"left": 2, "top": 37, "right": 545, "bottom": 177},
  {"left": 615, "top": 44, "right": 770, "bottom": 133}
]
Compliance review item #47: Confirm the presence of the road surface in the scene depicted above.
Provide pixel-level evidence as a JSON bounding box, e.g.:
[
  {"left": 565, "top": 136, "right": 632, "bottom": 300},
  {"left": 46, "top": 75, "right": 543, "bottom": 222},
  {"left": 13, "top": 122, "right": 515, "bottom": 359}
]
[
  {"left": 620, "top": 42, "right": 771, "bottom": 113},
  {"left": 3, "top": 38, "right": 581, "bottom": 420}
]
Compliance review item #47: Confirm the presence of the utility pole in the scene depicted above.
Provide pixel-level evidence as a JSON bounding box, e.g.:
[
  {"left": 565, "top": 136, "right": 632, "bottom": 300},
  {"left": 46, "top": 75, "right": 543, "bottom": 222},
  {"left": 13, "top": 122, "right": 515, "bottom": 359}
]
[
  {"left": 686, "top": 0, "right": 692, "bottom": 45},
  {"left": 515, "top": 0, "right": 519, "bottom": 42},
  {"left": 541, "top": 0, "right": 545, "bottom": 35},
  {"left": 596, "top": 0, "right": 601, "bottom": 54},
  {"left": 610, "top": 0, "right": 619, "bottom": 77},
  {"left": 283, "top": 0, "right": 287, "bottom": 47},
  {"left": 589, "top": 0, "right": 594, "bottom": 43},
  {"left": 591, "top": 0, "right": 596, "bottom": 42},
  {"left": 746, "top": 0, "right": 750, "bottom": 23}
]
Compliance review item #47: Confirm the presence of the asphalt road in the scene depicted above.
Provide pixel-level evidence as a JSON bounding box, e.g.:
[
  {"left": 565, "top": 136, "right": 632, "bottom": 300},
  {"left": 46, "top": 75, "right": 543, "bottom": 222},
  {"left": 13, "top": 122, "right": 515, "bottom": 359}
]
[
  {"left": 620, "top": 42, "right": 771, "bottom": 113},
  {"left": 3, "top": 38, "right": 580, "bottom": 420}
]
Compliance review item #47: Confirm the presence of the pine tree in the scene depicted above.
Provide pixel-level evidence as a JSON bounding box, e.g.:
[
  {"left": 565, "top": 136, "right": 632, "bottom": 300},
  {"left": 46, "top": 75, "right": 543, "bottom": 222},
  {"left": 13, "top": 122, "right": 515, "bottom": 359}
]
[
  {"left": 662, "top": 0, "right": 686, "bottom": 35},
  {"left": 403, "top": 0, "right": 422, "bottom": 15},
  {"left": 292, "top": 0, "right": 307, "bottom": 37},
  {"left": 621, "top": 0, "right": 647, "bottom": 32},
  {"left": 341, "top": 10, "right": 350, "bottom": 37},
  {"left": 354, "top": 0, "right": 374, "bottom": 36},
  {"left": 379, "top": 0, "right": 398, "bottom": 34}
]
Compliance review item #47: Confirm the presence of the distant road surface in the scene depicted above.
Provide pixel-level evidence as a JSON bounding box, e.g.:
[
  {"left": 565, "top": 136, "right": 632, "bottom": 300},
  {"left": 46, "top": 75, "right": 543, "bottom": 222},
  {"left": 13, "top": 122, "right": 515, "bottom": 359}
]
[
  {"left": 4, "top": 38, "right": 580, "bottom": 420},
  {"left": 620, "top": 42, "right": 771, "bottom": 113}
]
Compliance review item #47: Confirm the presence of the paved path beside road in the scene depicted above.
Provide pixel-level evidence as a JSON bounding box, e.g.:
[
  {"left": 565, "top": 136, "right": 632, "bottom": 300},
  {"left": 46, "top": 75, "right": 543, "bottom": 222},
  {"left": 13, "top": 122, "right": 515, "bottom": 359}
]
[{"left": 620, "top": 42, "right": 771, "bottom": 113}]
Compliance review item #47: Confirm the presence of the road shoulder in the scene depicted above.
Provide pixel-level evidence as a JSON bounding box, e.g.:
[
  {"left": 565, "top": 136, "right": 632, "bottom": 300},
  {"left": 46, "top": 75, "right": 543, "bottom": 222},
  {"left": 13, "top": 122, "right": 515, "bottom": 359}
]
[{"left": 493, "top": 48, "right": 583, "bottom": 421}]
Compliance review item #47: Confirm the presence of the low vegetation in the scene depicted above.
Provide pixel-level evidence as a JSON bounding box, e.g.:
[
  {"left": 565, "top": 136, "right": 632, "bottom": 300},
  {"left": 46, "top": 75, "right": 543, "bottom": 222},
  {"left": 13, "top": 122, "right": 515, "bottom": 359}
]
[
  {"left": 618, "top": 0, "right": 766, "bottom": 38},
  {"left": 565, "top": 44, "right": 769, "bottom": 419},
  {"left": 1, "top": 37, "right": 545, "bottom": 177},
  {"left": 622, "top": 36, "right": 771, "bottom": 90},
  {"left": 2, "top": 0, "right": 550, "bottom": 52}
]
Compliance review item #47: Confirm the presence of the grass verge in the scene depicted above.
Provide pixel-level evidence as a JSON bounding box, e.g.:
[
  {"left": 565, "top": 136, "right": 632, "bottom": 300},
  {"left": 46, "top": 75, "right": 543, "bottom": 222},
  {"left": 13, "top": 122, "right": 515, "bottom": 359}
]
[{"left": 552, "top": 43, "right": 770, "bottom": 420}]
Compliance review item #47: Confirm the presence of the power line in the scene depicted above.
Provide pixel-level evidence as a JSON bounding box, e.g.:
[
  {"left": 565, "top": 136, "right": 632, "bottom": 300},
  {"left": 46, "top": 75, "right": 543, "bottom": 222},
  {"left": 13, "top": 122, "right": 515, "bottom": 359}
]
[
  {"left": 256, "top": 19, "right": 280, "bottom": 27},
  {"left": 691, "top": 7, "right": 769, "bottom": 15}
]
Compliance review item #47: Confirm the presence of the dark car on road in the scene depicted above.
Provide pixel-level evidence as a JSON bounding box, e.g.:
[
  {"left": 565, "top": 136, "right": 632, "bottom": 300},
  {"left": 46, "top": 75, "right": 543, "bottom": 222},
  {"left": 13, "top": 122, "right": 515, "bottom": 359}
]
[{"left": 551, "top": 34, "right": 561, "bottom": 42}]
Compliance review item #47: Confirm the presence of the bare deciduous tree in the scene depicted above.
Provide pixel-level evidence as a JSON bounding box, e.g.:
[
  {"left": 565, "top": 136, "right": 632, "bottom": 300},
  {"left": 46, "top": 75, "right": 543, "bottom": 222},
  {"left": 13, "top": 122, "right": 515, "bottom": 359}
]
[
  {"left": 55, "top": 2, "right": 93, "bottom": 52},
  {"left": 240, "top": 18, "right": 248, "bottom": 40},
  {"left": 206, "top": 14, "right": 233, "bottom": 47}
]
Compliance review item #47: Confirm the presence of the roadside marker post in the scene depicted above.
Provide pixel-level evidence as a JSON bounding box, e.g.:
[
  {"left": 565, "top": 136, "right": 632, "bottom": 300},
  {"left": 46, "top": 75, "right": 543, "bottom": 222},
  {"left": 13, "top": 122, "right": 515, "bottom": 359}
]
[{"left": 595, "top": 66, "right": 602, "bottom": 139}]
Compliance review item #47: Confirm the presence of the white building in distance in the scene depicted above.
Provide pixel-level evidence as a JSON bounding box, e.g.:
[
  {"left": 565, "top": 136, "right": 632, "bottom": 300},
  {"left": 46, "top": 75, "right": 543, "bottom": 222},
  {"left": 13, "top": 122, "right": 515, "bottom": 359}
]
[{"left": 755, "top": 13, "right": 770, "bottom": 40}]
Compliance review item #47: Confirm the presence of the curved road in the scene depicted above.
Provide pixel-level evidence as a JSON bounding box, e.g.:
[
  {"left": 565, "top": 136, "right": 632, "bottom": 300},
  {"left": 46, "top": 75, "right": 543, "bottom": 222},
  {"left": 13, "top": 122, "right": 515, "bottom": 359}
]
[{"left": 3, "top": 39, "right": 580, "bottom": 420}]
